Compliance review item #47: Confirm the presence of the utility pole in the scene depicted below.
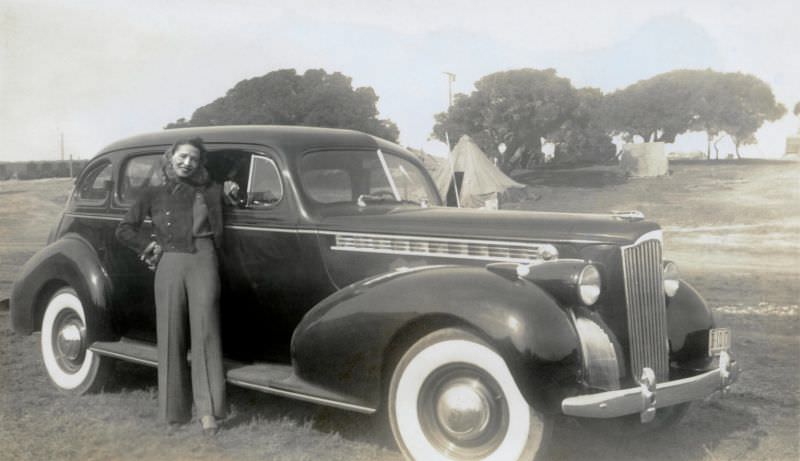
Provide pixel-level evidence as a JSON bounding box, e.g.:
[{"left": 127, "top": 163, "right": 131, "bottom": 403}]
[
  {"left": 443, "top": 72, "right": 456, "bottom": 109},
  {"left": 442, "top": 72, "right": 460, "bottom": 208},
  {"left": 61, "top": 132, "right": 74, "bottom": 178}
]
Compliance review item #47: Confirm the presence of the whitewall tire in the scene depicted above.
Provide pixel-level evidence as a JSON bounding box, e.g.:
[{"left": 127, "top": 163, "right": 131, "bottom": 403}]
[
  {"left": 388, "top": 328, "right": 551, "bottom": 461},
  {"left": 40, "top": 287, "right": 111, "bottom": 394}
]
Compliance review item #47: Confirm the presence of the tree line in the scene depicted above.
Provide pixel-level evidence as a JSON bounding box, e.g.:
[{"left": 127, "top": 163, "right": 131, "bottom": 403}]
[
  {"left": 167, "top": 67, "right": 787, "bottom": 171},
  {"left": 0, "top": 160, "right": 88, "bottom": 181},
  {"left": 434, "top": 68, "right": 786, "bottom": 170}
]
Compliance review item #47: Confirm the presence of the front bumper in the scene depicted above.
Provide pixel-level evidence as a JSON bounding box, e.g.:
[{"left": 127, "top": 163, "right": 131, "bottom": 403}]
[{"left": 561, "top": 351, "right": 739, "bottom": 421}]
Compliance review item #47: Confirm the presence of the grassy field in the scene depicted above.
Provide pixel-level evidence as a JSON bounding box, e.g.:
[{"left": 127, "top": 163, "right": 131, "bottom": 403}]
[{"left": 1, "top": 160, "right": 798, "bottom": 460}]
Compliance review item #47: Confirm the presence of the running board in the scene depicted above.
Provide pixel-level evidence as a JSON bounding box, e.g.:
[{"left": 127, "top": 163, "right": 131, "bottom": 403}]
[
  {"left": 91, "top": 338, "right": 158, "bottom": 367},
  {"left": 89, "top": 339, "right": 376, "bottom": 414}
]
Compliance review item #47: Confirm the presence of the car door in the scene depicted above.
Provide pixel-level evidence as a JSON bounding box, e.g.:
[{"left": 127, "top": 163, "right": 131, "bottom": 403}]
[
  {"left": 107, "top": 151, "right": 166, "bottom": 341},
  {"left": 214, "top": 149, "right": 307, "bottom": 363}
]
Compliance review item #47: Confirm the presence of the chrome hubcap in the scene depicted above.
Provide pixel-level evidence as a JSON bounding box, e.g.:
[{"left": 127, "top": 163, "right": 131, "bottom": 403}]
[
  {"left": 418, "top": 365, "right": 509, "bottom": 458},
  {"left": 57, "top": 323, "right": 84, "bottom": 361},
  {"left": 435, "top": 378, "right": 492, "bottom": 441},
  {"left": 52, "top": 310, "right": 86, "bottom": 372}
]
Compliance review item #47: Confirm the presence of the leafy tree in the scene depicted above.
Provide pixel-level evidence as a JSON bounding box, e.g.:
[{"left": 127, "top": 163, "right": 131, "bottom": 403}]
[
  {"left": 606, "top": 69, "right": 785, "bottom": 159},
  {"left": 548, "top": 88, "right": 615, "bottom": 163},
  {"left": 716, "top": 73, "right": 785, "bottom": 158},
  {"left": 432, "top": 68, "right": 579, "bottom": 170},
  {"left": 167, "top": 69, "right": 399, "bottom": 141},
  {"left": 604, "top": 70, "right": 704, "bottom": 144}
]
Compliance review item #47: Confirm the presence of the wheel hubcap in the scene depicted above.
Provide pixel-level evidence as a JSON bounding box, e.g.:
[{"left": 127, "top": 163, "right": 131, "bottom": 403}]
[
  {"left": 52, "top": 310, "right": 86, "bottom": 373},
  {"left": 435, "top": 378, "right": 492, "bottom": 441},
  {"left": 57, "top": 323, "right": 84, "bottom": 361},
  {"left": 419, "top": 365, "right": 509, "bottom": 458}
]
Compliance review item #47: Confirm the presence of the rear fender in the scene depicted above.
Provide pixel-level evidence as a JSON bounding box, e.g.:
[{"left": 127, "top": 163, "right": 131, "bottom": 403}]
[
  {"left": 291, "top": 265, "right": 580, "bottom": 412},
  {"left": 10, "top": 234, "right": 113, "bottom": 340}
]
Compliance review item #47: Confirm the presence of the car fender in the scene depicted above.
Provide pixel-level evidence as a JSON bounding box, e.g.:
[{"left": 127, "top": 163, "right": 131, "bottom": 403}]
[
  {"left": 667, "top": 279, "right": 715, "bottom": 367},
  {"left": 11, "top": 233, "right": 113, "bottom": 340},
  {"left": 291, "top": 265, "right": 580, "bottom": 412}
]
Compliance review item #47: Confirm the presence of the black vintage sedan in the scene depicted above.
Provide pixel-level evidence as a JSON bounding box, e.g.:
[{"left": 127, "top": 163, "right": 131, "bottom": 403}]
[{"left": 11, "top": 126, "right": 738, "bottom": 460}]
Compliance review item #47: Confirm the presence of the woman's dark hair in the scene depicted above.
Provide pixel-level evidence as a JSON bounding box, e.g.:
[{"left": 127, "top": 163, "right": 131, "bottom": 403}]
[{"left": 164, "top": 137, "right": 208, "bottom": 165}]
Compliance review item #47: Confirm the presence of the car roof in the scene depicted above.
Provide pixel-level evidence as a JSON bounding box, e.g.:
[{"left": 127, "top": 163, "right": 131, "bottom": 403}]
[{"left": 98, "top": 125, "right": 400, "bottom": 157}]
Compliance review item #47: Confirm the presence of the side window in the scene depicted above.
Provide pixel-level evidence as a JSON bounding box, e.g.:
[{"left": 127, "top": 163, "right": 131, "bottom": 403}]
[
  {"left": 301, "top": 169, "right": 352, "bottom": 203},
  {"left": 76, "top": 162, "right": 112, "bottom": 204},
  {"left": 299, "top": 151, "right": 359, "bottom": 204},
  {"left": 246, "top": 156, "right": 283, "bottom": 208},
  {"left": 119, "top": 154, "right": 164, "bottom": 204}
]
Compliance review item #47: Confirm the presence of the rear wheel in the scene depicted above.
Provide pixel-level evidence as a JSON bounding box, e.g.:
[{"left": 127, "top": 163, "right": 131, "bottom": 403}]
[
  {"left": 40, "top": 287, "right": 112, "bottom": 394},
  {"left": 388, "top": 328, "right": 551, "bottom": 461}
]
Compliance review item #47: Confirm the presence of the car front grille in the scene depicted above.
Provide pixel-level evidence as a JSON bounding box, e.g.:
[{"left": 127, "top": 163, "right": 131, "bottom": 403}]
[{"left": 621, "top": 237, "right": 669, "bottom": 382}]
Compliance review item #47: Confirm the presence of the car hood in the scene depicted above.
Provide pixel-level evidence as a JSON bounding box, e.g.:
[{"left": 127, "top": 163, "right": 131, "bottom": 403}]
[{"left": 314, "top": 206, "right": 660, "bottom": 246}]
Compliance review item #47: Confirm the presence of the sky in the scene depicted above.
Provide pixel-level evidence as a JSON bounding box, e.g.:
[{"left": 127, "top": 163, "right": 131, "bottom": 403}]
[{"left": 1, "top": 0, "right": 799, "bottom": 162}]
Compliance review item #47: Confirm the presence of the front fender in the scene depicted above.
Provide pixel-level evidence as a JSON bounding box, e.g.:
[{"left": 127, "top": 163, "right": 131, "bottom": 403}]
[
  {"left": 291, "top": 265, "right": 580, "bottom": 412},
  {"left": 667, "top": 279, "right": 715, "bottom": 371},
  {"left": 10, "top": 234, "right": 113, "bottom": 340}
]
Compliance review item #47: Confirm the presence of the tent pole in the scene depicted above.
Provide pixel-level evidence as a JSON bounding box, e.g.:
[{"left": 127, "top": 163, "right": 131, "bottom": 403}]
[{"left": 445, "top": 132, "right": 461, "bottom": 208}]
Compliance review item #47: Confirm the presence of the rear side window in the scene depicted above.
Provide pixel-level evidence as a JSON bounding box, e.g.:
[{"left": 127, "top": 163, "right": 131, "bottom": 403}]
[
  {"left": 76, "top": 162, "right": 112, "bottom": 204},
  {"left": 119, "top": 154, "right": 164, "bottom": 204}
]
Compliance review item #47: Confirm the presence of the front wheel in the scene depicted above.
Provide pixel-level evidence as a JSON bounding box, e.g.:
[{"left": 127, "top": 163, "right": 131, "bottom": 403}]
[
  {"left": 388, "top": 328, "right": 551, "bottom": 461},
  {"left": 40, "top": 287, "right": 112, "bottom": 394}
]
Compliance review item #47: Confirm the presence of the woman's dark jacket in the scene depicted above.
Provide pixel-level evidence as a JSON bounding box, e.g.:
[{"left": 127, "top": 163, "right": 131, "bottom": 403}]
[{"left": 116, "top": 177, "right": 224, "bottom": 254}]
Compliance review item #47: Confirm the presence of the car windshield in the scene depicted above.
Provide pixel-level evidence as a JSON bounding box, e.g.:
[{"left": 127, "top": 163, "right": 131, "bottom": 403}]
[{"left": 299, "top": 149, "right": 442, "bottom": 209}]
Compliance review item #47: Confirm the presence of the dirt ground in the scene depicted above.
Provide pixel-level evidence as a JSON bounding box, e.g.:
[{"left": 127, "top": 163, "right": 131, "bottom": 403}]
[{"left": 0, "top": 160, "right": 798, "bottom": 460}]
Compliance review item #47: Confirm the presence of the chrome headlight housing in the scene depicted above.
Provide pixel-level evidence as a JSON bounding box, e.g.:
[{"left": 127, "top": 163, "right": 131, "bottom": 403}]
[
  {"left": 577, "top": 264, "right": 602, "bottom": 306},
  {"left": 663, "top": 261, "right": 680, "bottom": 297}
]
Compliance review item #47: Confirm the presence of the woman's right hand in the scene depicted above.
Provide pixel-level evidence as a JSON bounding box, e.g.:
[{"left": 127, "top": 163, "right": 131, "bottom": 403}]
[{"left": 141, "top": 241, "right": 163, "bottom": 271}]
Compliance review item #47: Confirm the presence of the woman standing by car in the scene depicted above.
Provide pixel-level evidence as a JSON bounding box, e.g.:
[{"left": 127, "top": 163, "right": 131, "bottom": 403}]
[{"left": 116, "top": 137, "right": 226, "bottom": 435}]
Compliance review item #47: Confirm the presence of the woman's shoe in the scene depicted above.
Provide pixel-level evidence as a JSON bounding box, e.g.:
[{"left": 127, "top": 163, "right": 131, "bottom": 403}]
[{"left": 200, "top": 415, "right": 219, "bottom": 436}]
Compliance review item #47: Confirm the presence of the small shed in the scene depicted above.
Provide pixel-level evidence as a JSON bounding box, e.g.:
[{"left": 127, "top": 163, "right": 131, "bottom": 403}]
[
  {"left": 619, "top": 142, "right": 668, "bottom": 177},
  {"left": 785, "top": 134, "right": 800, "bottom": 155}
]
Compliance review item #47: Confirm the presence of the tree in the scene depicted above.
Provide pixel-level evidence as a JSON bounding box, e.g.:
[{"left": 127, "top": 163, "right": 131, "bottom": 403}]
[
  {"left": 166, "top": 69, "right": 399, "bottom": 142},
  {"left": 548, "top": 88, "right": 615, "bottom": 163},
  {"left": 606, "top": 69, "right": 785, "bottom": 159},
  {"left": 432, "top": 68, "right": 579, "bottom": 170},
  {"left": 604, "top": 70, "right": 705, "bottom": 144},
  {"left": 717, "top": 73, "right": 785, "bottom": 158}
]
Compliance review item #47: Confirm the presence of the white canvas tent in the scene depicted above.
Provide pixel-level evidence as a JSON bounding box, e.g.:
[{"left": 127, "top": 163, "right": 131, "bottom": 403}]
[{"left": 434, "top": 135, "right": 525, "bottom": 208}]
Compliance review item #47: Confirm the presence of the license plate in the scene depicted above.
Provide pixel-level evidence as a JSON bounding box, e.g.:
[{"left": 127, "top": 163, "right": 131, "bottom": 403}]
[{"left": 709, "top": 328, "right": 731, "bottom": 356}]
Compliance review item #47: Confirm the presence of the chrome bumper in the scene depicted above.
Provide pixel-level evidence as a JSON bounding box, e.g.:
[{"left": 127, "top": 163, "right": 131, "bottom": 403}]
[{"left": 562, "top": 351, "right": 739, "bottom": 421}]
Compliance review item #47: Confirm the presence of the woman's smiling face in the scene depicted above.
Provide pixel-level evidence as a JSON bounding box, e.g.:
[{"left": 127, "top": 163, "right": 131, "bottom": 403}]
[{"left": 170, "top": 144, "right": 202, "bottom": 178}]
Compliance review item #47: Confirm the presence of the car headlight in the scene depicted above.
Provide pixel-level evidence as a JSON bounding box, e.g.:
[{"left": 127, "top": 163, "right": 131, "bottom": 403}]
[
  {"left": 577, "top": 264, "right": 602, "bottom": 306},
  {"left": 663, "top": 261, "right": 680, "bottom": 297}
]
